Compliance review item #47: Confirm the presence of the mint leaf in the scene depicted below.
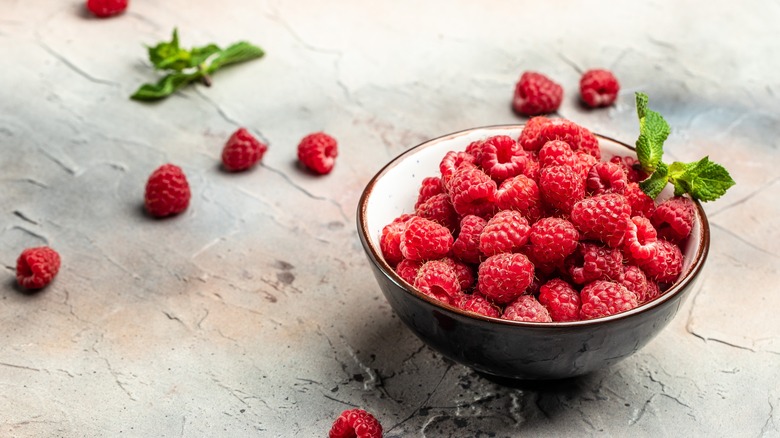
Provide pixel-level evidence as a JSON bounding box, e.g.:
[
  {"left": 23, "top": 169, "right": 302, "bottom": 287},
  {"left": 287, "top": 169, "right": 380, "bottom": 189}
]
[
  {"left": 189, "top": 44, "right": 222, "bottom": 68},
  {"left": 667, "top": 157, "right": 736, "bottom": 202},
  {"left": 148, "top": 28, "right": 192, "bottom": 72},
  {"left": 639, "top": 162, "right": 669, "bottom": 199},
  {"left": 130, "top": 72, "right": 199, "bottom": 101},
  {"left": 208, "top": 42, "right": 264, "bottom": 71},
  {"left": 634, "top": 92, "right": 669, "bottom": 173}
]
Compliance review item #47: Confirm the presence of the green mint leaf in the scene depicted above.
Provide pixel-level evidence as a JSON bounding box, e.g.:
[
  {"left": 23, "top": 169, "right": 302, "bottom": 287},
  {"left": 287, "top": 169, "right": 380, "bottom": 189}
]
[
  {"left": 667, "top": 157, "right": 736, "bottom": 202},
  {"left": 148, "top": 28, "right": 192, "bottom": 72},
  {"left": 639, "top": 162, "right": 669, "bottom": 199},
  {"left": 636, "top": 92, "right": 648, "bottom": 119},
  {"left": 634, "top": 92, "right": 670, "bottom": 173},
  {"left": 130, "top": 72, "right": 199, "bottom": 101},
  {"left": 207, "top": 42, "right": 265, "bottom": 71},
  {"left": 189, "top": 44, "right": 222, "bottom": 68}
]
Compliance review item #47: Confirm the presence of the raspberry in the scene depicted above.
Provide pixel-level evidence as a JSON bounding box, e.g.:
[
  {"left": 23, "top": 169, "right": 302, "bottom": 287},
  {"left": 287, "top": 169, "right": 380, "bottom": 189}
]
[
  {"left": 537, "top": 119, "right": 601, "bottom": 159},
  {"left": 297, "top": 132, "right": 338, "bottom": 175},
  {"left": 538, "top": 140, "right": 576, "bottom": 168},
  {"left": 637, "top": 239, "right": 683, "bottom": 284},
  {"left": 395, "top": 259, "right": 423, "bottom": 285},
  {"left": 527, "top": 217, "right": 579, "bottom": 265},
  {"left": 538, "top": 278, "right": 581, "bottom": 322},
  {"left": 502, "top": 295, "right": 552, "bottom": 322},
  {"left": 539, "top": 165, "right": 585, "bottom": 214},
  {"left": 622, "top": 216, "right": 658, "bottom": 263},
  {"left": 379, "top": 214, "right": 415, "bottom": 266},
  {"left": 414, "top": 260, "right": 461, "bottom": 304},
  {"left": 624, "top": 182, "right": 656, "bottom": 218},
  {"left": 579, "top": 69, "right": 620, "bottom": 108},
  {"left": 464, "top": 140, "right": 485, "bottom": 163},
  {"left": 644, "top": 280, "right": 662, "bottom": 302},
  {"left": 16, "top": 247, "right": 61, "bottom": 290},
  {"left": 478, "top": 135, "right": 527, "bottom": 181},
  {"left": 587, "top": 161, "right": 627, "bottom": 195},
  {"left": 221, "top": 128, "right": 268, "bottom": 172},
  {"left": 399, "top": 217, "right": 453, "bottom": 261},
  {"left": 610, "top": 155, "right": 648, "bottom": 183},
  {"left": 414, "top": 176, "right": 444, "bottom": 210},
  {"left": 574, "top": 151, "right": 599, "bottom": 179},
  {"left": 495, "top": 175, "right": 542, "bottom": 222},
  {"left": 415, "top": 193, "right": 458, "bottom": 233},
  {"left": 448, "top": 166, "right": 497, "bottom": 218},
  {"left": 652, "top": 196, "right": 695, "bottom": 243},
  {"left": 457, "top": 293, "right": 501, "bottom": 318},
  {"left": 440, "top": 257, "right": 476, "bottom": 291},
  {"left": 521, "top": 158, "right": 541, "bottom": 182},
  {"left": 440, "top": 151, "right": 476, "bottom": 191},
  {"left": 570, "top": 193, "right": 631, "bottom": 247},
  {"left": 477, "top": 253, "right": 534, "bottom": 304},
  {"left": 518, "top": 116, "right": 551, "bottom": 152},
  {"left": 565, "top": 242, "right": 624, "bottom": 285},
  {"left": 621, "top": 265, "right": 651, "bottom": 304},
  {"left": 86, "top": 0, "right": 128, "bottom": 17},
  {"left": 479, "top": 210, "right": 531, "bottom": 256},
  {"left": 580, "top": 280, "right": 638, "bottom": 320},
  {"left": 329, "top": 409, "right": 383, "bottom": 438},
  {"left": 144, "top": 163, "right": 191, "bottom": 218},
  {"left": 512, "top": 72, "right": 563, "bottom": 117}
]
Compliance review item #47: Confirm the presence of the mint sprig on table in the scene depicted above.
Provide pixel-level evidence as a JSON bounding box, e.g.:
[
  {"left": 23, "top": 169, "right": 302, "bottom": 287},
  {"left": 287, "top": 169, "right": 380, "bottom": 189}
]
[
  {"left": 131, "top": 29, "right": 264, "bottom": 101},
  {"left": 634, "top": 92, "right": 735, "bottom": 201}
]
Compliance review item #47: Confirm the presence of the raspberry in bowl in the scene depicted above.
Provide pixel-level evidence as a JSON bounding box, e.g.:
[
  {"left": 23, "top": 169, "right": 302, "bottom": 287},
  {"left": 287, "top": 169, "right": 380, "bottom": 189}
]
[{"left": 356, "top": 123, "right": 710, "bottom": 380}]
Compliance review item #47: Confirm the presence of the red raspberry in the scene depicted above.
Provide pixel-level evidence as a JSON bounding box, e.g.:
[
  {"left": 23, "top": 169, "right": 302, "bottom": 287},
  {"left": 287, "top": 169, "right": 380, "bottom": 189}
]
[
  {"left": 297, "top": 132, "right": 338, "bottom": 175},
  {"left": 565, "top": 242, "right": 624, "bottom": 285},
  {"left": 457, "top": 293, "right": 501, "bottom": 318},
  {"left": 570, "top": 193, "right": 631, "bottom": 247},
  {"left": 522, "top": 158, "right": 541, "bottom": 182},
  {"left": 464, "top": 140, "right": 485, "bottom": 163},
  {"left": 527, "top": 217, "right": 579, "bottom": 265},
  {"left": 448, "top": 166, "right": 497, "bottom": 218},
  {"left": 144, "top": 163, "right": 191, "bottom": 218},
  {"left": 574, "top": 150, "right": 599, "bottom": 179},
  {"left": 379, "top": 214, "right": 415, "bottom": 266},
  {"left": 440, "top": 257, "right": 476, "bottom": 291},
  {"left": 86, "top": 0, "right": 127, "bottom": 17},
  {"left": 587, "top": 161, "right": 628, "bottom": 195},
  {"left": 579, "top": 69, "right": 620, "bottom": 108},
  {"left": 512, "top": 72, "right": 563, "bottom": 117},
  {"left": 414, "top": 176, "right": 444, "bottom": 210},
  {"left": 16, "top": 247, "right": 61, "bottom": 290},
  {"left": 537, "top": 119, "right": 601, "bottom": 159},
  {"left": 415, "top": 193, "right": 458, "bottom": 233},
  {"left": 452, "top": 215, "right": 488, "bottom": 264},
  {"left": 538, "top": 140, "right": 576, "bottom": 168},
  {"left": 621, "top": 265, "right": 651, "bottom": 304},
  {"left": 478, "top": 135, "right": 527, "bottom": 182},
  {"left": 580, "top": 280, "right": 638, "bottom": 320},
  {"left": 399, "top": 217, "right": 453, "bottom": 261},
  {"left": 414, "top": 260, "right": 461, "bottom": 304},
  {"left": 329, "top": 409, "right": 382, "bottom": 438},
  {"left": 609, "top": 155, "right": 648, "bottom": 183},
  {"left": 495, "top": 175, "right": 542, "bottom": 222},
  {"left": 539, "top": 165, "right": 585, "bottom": 214},
  {"left": 624, "top": 182, "right": 656, "bottom": 218},
  {"left": 477, "top": 253, "right": 534, "bottom": 304},
  {"left": 623, "top": 216, "right": 658, "bottom": 263},
  {"left": 644, "top": 280, "right": 662, "bottom": 302},
  {"left": 652, "top": 196, "right": 696, "bottom": 243},
  {"left": 439, "top": 151, "right": 476, "bottom": 191},
  {"left": 518, "top": 116, "right": 551, "bottom": 152},
  {"left": 479, "top": 210, "right": 531, "bottom": 256},
  {"left": 637, "top": 239, "right": 683, "bottom": 284},
  {"left": 221, "top": 128, "right": 268, "bottom": 172},
  {"left": 502, "top": 295, "right": 552, "bottom": 322},
  {"left": 395, "top": 259, "right": 423, "bottom": 285},
  {"left": 538, "top": 278, "right": 581, "bottom": 322}
]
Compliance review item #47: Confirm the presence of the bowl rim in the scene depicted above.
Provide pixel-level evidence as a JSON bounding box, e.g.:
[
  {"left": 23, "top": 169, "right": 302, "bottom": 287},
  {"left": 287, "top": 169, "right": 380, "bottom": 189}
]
[{"left": 357, "top": 124, "right": 710, "bottom": 328}]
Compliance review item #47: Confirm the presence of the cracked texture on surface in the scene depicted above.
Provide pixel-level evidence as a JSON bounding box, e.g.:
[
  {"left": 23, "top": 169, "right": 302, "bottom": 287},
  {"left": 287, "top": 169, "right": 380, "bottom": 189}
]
[{"left": 1, "top": 0, "right": 779, "bottom": 436}]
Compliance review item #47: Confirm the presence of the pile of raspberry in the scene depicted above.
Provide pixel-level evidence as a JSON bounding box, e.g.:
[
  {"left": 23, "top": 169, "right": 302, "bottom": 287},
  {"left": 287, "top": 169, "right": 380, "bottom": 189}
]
[{"left": 379, "top": 117, "right": 695, "bottom": 322}]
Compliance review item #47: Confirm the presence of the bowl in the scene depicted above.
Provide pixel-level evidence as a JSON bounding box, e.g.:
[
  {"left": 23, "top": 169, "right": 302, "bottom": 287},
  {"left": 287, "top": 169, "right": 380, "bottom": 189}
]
[{"left": 356, "top": 124, "right": 709, "bottom": 380}]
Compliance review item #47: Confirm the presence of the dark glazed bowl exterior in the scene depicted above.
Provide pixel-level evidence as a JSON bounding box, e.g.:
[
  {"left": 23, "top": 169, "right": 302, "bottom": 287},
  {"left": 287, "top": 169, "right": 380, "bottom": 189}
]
[{"left": 357, "top": 125, "right": 710, "bottom": 380}]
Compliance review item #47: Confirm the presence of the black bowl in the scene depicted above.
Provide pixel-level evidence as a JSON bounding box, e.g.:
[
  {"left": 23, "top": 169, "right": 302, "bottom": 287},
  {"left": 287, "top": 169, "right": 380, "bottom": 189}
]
[{"left": 357, "top": 125, "right": 710, "bottom": 380}]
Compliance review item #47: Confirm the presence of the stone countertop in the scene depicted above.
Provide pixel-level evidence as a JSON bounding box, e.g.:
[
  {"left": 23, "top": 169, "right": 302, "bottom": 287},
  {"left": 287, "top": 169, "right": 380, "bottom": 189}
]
[{"left": 1, "top": 1, "right": 779, "bottom": 436}]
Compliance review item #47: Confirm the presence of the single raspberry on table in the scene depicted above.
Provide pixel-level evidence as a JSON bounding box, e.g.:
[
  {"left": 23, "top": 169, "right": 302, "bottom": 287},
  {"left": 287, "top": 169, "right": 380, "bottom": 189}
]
[
  {"left": 637, "top": 239, "right": 683, "bottom": 284},
  {"left": 16, "top": 247, "right": 61, "bottom": 290},
  {"left": 86, "top": 0, "right": 128, "bottom": 17},
  {"left": 457, "top": 293, "right": 501, "bottom": 318},
  {"left": 144, "top": 163, "right": 191, "bottom": 218},
  {"left": 297, "top": 132, "right": 338, "bottom": 175},
  {"left": 518, "top": 116, "right": 551, "bottom": 152},
  {"left": 414, "top": 176, "right": 444, "bottom": 210},
  {"left": 395, "top": 259, "right": 423, "bottom": 285},
  {"left": 538, "top": 278, "right": 581, "bottom": 322},
  {"left": 452, "top": 215, "right": 488, "bottom": 264},
  {"left": 477, "top": 253, "right": 535, "bottom": 305},
  {"left": 622, "top": 216, "right": 658, "bottom": 263},
  {"left": 221, "top": 128, "right": 268, "bottom": 172},
  {"left": 512, "top": 72, "right": 563, "bottom": 117},
  {"left": 448, "top": 165, "right": 497, "bottom": 218},
  {"left": 479, "top": 210, "right": 531, "bottom": 256},
  {"left": 538, "top": 140, "right": 576, "bottom": 169},
  {"left": 527, "top": 217, "right": 579, "bottom": 265},
  {"left": 565, "top": 242, "right": 624, "bottom": 285},
  {"left": 414, "top": 260, "right": 461, "bottom": 304},
  {"left": 478, "top": 135, "right": 527, "bottom": 182},
  {"left": 539, "top": 165, "right": 585, "bottom": 214},
  {"left": 502, "top": 295, "right": 552, "bottom": 322},
  {"left": 495, "top": 174, "right": 542, "bottom": 222},
  {"left": 652, "top": 196, "right": 696, "bottom": 243},
  {"left": 379, "top": 214, "right": 415, "bottom": 266},
  {"left": 415, "top": 193, "right": 459, "bottom": 233},
  {"left": 580, "top": 280, "right": 638, "bottom": 320},
  {"left": 439, "top": 151, "right": 476, "bottom": 191},
  {"left": 580, "top": 69, "right": 620, "bottom": 108},
  {"left": 621, "top": 265, "right": 651, "bottom": 304},
  {"left": 624, "top": 182, "right": 656, "bottom": 218},
  {"left": 570, "top": 193, "right": 631, "bottom": 247},
  {"left": 537, "top": 119, "right": 601, "bottom": 159},
  {"left": 587, "top": 161, "right": 628, "bottom": 195},
  {"left": 329, "top": 408, "right": 383, "bottom": 438},
  {"left": 399, "top": 217, "right": 453, "bottom": 261}
]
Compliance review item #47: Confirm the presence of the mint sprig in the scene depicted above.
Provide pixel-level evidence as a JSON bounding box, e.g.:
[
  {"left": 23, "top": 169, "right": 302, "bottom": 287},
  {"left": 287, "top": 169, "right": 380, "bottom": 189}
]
[
  {"left": 634, "top": 92, "right": 735, "bottom": 201},
  {"left": 131, "top": 29, "right": 264, "bottom": 101}
]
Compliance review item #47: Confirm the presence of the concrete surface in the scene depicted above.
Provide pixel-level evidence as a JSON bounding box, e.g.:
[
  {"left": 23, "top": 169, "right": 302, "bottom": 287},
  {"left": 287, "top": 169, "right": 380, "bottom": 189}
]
[{"left": 1, "top": 0, "right": 779, "bottom": 436}]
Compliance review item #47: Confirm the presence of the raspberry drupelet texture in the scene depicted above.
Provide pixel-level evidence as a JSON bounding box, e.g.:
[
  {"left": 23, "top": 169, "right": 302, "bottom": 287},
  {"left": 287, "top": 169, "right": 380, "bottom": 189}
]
[
  {"left": 221, "top": 128, "right": 268, "bottom": 172},
  {"left": 538, "top": 278, "right": 581, "bottom": 322},
  {"left": 587, "top": 161, "right": 628, "bottom": 195},
  {"left": 539, "top": 165, "right": 586, "bottom": 214},
  {"left": 297, "top": 132, "right": 338, "bottom": 174},
  {"left": 329, "top": 409, "right": 383, "bottom": 438},
  {"left": 465, "top": 140, "right": 485, "bottom": 163},
  {"left": 566, "top": 242, "right": 624, "bottom": 285},
  {"left": 478, "top": 135, "right": 528, "bottom": 182},
  {"left": 518, "top": 116, "right": 551, "bottom": 152},
  {"left": 623, "top": 216, "right": 658, "bottom": 263},
  {"left": 144, "top": 163, "right": 191, "bottom": 218},
  {"left": 395, "top": 259, "right": 423, "bottom": 285},
  {"left": 440, "top": 151, "right": 477, "bottom": 191},
  {"left": 538, "top": 119, "right": 601, "bottom": 159},
  {"left": 502, "top": 295, "right": 552, "bottom": 322},
  {"left": 457, "top": 293, "right": 501, "bottom": 318},
  {"left": 379, "top": 214, "right": 415, "bottom": 266},
  {"left": 580, "top": 69, "right": 620, "bottom": 108},
  {"left": 512, "top": 72, "right": 563, "bottom": 117},
  {"left": 440, "top": 257, "right": 476, "bottom": 291},
  {"left": 452, "top": 215, "right": 488, "bottom": 264},
  {"left": 399, "top": 217, "right": 453, "bottom": 261},
  {"left": 495, "top": 175, "right": 542, "bottom": 222},
  {"left": 414, "top": 260, "right": 461, "bottom": 304},
  {"left": 610, "top": 155, "right": 648, "bottom": 183},
  {"left": 580, "top": 280, "right": 639, "bottom": 320},
  {"left": 574, "top": 151, "right": 599, "bottom": 179},
  {"left": 415, "top": 193, "right": 459, "bottom": 233},
  {"left": 448, "top": 165, "right": 497, "bottom": 218},
  {"left": 479, "top": 210, "right": 531, "bottom": 256},
  {"left": 570, "top": 193, "right": 632, "bottom": 247},
  {"left": 538, "top": 140, "right": 576, "bottom": 169},
  {"left": 415, "top": 176, "right": 445, "bottom": 210},
  {"left": 86, "top": 0, "right": 128, "bottom": 17},
  {"left": 16, "top": 247, "right": 61, "bottom": 290},
  {"left": 621, "top": 265, "right": 652, "bottom": 304},
  {"left": 652, "top": 196, "right": 696, "bottom": 243},
  {"left": 625, "top": 182, "right": 657, "bottom": 218},
  {"left": 637, "top": 239, "right": 683, "bottom": 284},
  {"left": 477, "top": 253, "right": 535, "bottom": 305},
  {"left": 527, "top": 217, "right": 579, "bottom": 265}
]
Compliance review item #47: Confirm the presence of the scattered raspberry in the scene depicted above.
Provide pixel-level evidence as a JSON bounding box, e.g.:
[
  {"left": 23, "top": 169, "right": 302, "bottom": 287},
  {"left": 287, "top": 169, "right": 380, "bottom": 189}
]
[
  {"left": 415, "top": 193, "right": 458, "bottom": 233},
  {"left": 477, "top": 253, "right": 534, "bottom": 305},
  {"left": 478, "top": 135, "right": 527, "bottom": 181},
  {"left": 637, "top": 239, "right": 683, "bottom": 284},
  {"left": 329, "top": 409, "right": 383, "bottom": 438},
  {"left": 580, "top": 280, "right": 638, "bottom": 320},
  {"left": 479, "top": 210, "right": 530, "bottom": 256},
  {"left": 623, "top": 216, "right": 658, "bottom": 263},
  {"left": 538, "top": 278, "right": 581, "bottom": 322},
  {"left": 16, "top": 247, "right": 61, "bottom": 290},
  {"left": 414, "top": 176, "right": 444, "bottom": 210},
  {"left": 502, "top": 295, "right": 552, "bottom": 322},
  {"left": 297, "top": 132, "right": 338, "bottom": 175},
  {"left": 518, "top": 116, "right": 551, "bottom": 152},
  {"left": 379, "top": 214, "right": 415, "bottom": 266},
  {"left": 414, "top": 260, "right": 461, "bottom": 304},
  {"left": 440, "top": 151, "right": 476, "bottom": 191},
  {"left": 144, "top": 163, "right": 191, "bottom": 218},
  {"left": 537, "top": 119, "right": 601, "bottom": 159},
  {"left": 448, "top": 165, "right": 497, "bottom": 218},
  {"left": 527, "top": 217, "right": 579, "bottom": 265},
  {"left": 86, "top": 0, "right": 128, "bottom": 17},
  {"left": 399, "top": 217, "right": 453, "bottom": 261},
  {"left": 652, "top": 196, "right": 695, "bottom": 243},
  {"left": 452, "top": 215, "right": 488, "bottom": 264},
  {"left": 570, "top": 193, "right": 631, "bottom": 247},
  {"left": 621, "top": 265, "right": 651, "bottom": 304},
  {"left": 221, "top": 128, "right": 268, "bottom": 172},
  {"left": 495, "top": 175, "right": 542, "bottom": 222},
  {"left": 512, "top": 72, "right": 563, "bottom": 117},
  {"left": 539, "top": 165, "right": 585, "bottom": 214},
  {"left": 565, "top": 242, "right": 624, "bottom": 285},
  {"left": 587, "top": 161, "right": 628, "bottom": 195},
  {"left": 440, "top": 257, "right": 476, "bottom": 291},
  {"left": 580, "top": 69, "right": 620, "bottom": 108},
  {"left": 538, "top": 140, "right": 576, "bottom": 168},
  {"left": 457, "top": 293, "right": 501, "bottom": 318},
  {"left": 395, "top": 259, "right": 423, "bottom": 285},
  {"left": 624, "top": 182, "right": 656, "bottom": 218},
  {"left": 610, "top": 155, "right": 648, "bottom": 183}
]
